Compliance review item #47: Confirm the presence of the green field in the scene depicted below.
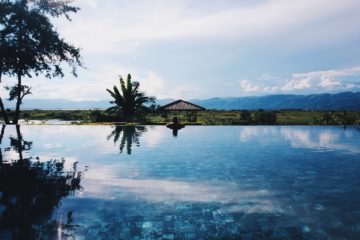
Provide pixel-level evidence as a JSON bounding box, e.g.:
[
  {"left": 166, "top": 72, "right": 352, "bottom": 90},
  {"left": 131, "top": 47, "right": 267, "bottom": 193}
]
[{"left": 1, "top": 109, "right": 359, "bottom": 125}]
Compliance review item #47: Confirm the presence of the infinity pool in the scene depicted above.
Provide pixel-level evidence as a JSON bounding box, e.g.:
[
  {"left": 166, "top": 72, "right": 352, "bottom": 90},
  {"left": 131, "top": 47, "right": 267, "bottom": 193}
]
[{"left": 1, "top": 125, "right": 360, "bottom": 239}]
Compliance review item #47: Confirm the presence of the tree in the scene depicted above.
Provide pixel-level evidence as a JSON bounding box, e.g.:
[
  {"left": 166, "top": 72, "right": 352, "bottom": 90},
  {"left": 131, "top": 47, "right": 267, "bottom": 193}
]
[
  {"left": 106, "top": 74, "right": 155, "bottom": 121},
  {"left": 254, "top": 110, "right": 277, "bottom": 125},
  {"left": 240, "top": 110, "right": 252, "bottom": 124},
  {"left": 0, "top": 0, "right": 82, "bottom": 124}
]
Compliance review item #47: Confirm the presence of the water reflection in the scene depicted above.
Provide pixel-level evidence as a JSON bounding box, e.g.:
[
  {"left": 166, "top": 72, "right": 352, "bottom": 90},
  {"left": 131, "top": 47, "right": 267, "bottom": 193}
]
[
  {"left": 0, "top": 125, "right": 84, "bottom": 239},
  {"left": 107, "top": 126, "right": 147, "bottom": 154},
  {"left": 0, "top": 125, "right": 358, "bottom": 239},
  {"left": 238, "top": 126, "right": 360, "bottom": 154}
]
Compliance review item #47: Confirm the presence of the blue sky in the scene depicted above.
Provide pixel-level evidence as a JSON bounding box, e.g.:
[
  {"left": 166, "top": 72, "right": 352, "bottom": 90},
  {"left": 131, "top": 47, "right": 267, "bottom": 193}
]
[{"left": 2, "top": 0, "right": 360, "bottom": 101}]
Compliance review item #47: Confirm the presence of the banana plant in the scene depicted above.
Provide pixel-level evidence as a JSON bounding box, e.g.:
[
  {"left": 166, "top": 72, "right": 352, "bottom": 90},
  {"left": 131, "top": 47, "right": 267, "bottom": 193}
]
[{"left": 106, "top": 74, "right": 155, "bottom": 121}]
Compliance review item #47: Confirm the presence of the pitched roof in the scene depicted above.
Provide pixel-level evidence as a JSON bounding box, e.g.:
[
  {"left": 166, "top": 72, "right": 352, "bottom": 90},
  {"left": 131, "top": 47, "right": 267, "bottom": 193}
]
[{"left": 160, "top": 99, "right": 206, "bottom": 111}]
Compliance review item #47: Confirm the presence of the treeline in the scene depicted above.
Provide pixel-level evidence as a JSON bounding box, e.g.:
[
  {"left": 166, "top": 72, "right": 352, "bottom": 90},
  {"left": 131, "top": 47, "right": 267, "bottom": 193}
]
[
  {"left": 240, "top": 110, "right": 277, "bottom": 125},
  {"left": 201, "top": 110, "right": 277, "bottom": 125},
  {"left": 2, "top": 109, "right": 360, "bottom": 126},
  {"left": 313, "top": 111, "right": 360, "bottom": 125},
  {"left": 7, "top": 108, "right": 156, "bottom": 123}
]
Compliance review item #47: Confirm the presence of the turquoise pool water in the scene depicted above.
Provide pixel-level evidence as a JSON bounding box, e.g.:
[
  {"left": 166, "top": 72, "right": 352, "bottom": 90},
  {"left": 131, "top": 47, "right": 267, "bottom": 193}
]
[{"left": 1, "top": 125, "right": 360, "bottom": 239}]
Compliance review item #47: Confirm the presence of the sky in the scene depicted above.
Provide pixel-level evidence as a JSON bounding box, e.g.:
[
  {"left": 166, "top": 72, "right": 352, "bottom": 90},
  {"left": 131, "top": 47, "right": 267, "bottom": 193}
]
[{"left": 2, "top": 0, "right": 360, "bottom": 101}]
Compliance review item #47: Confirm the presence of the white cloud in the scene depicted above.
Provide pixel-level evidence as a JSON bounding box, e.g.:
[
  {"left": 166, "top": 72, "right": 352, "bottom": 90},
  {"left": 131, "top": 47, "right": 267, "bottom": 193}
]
[
  {"left": 83, "top": 176, "right": 276, "bottom": 206},
  {"left": 238, "top": 126, "right": 360, "bottom": 155},
  {"left": 282, "top": 77, "right": 311, "bottom": 91},
  {"left": 234, "top": 66, "right": 360, "bottom": 96},
  {"left": 280, "top": 127, "right": 360, "bottom": 154},
  {"left": 281, "top": 67, "right": 360, "bottom": 92},
  {"left": 239, "top": 80, "right": 261, "bottom": 92},
  {"left": 82, "top": 0, "right": 97, "bottom": 8},
  {"left": 319, "top": 78, "right": 342, "bottom": 88},
  {"left": 55, "top": 0, "right": 360, "bottom": 54},
  {"left": 2, "top": 1, "right": 360, "bottom": 101},
  {"left": 21, "top": 64, "right": 199, "bottom": 101}
]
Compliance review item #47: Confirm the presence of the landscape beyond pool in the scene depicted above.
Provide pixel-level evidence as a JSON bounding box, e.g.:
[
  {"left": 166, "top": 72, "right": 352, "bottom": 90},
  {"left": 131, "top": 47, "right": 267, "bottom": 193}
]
[{"left": 1, "top": 125, "right": 360, "bottom": 239}]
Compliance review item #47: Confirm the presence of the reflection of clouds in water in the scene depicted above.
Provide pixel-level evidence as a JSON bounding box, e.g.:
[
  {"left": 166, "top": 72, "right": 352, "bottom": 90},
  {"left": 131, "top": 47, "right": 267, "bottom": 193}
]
[
  {"left": 20, "top": 125, "right": 119, "bottom": 155},
  {"left": 36, "top": 154, "right": 79, "bottom": 170},
  {"left": 218, "top": 199, "right": 283, "bottom": 215},
  {"left": 83, "top": 162, "right": 281, "bottom": 214},
  {"left": 141, "top": 126, "right": 167, "bottom": 148},
  {"left": 281, "top": 128, "right": 340, "bottom": 148},
  {"left": 280, "top": 127, "right": 360, "bottom": 154},
  {"left": 281, "top": 128, "right": 311, "bottom": 146},
  {"left": 3, "top": 149, "right": 21, "bottom": 162},
  {"left": 239, "top": 127, "right": 261, "bottom": 142},
  {"left": 85, "top": 163, "right": 142, "bottom": 180},
  {"left": 238, "top": 126, "right": 360, "bottom": 154},
  {"left": 82, "top": 175, "right": 281, "bottom": 214},
  {"left": 319, "top": 131, "right": 339, "bottom": 145},
  {"left": 43, "top": 143, "right": 63, "bottom": 149},
  {"left": 8, "top": 126, "right": 165, "bottom": 157},
  {"left": 239, "top": 127, "right": 278, "bottom": 142},
  {"left": 281, "top": 128, "right": 339, "bottom": 148}
]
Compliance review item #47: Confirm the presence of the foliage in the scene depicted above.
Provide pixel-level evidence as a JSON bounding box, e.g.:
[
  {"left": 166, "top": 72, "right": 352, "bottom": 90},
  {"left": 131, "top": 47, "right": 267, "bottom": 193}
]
[
  {"left": 0, "top": 0, "right": 82, "bottom": 124},
  {"left": 203, "top": 111, "right": 217, "bottom": 125},
  {"left": 253, "top": 110, "right": 277, "bottom": 125},
  {"left": 198, "top": 109, "right": 277, "bottom": 125},
  {"left": 240, "top": 110, "right": 252, "bottom": 123},
  {"left": 313, "top": 111, "right": 360, "bottom": 125},
  {"left": 2, "top": 109, "right": 360, "bottom": 125},
  {"left": 88, "top": 109, "right": 118, "bottom": 122},
  {"left": 106, "top": 74, "right": 155, "bottom": 121}
]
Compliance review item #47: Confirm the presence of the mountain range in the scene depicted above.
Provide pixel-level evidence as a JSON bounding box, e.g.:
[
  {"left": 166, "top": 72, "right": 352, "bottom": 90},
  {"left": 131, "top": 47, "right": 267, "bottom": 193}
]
[
  {"left": 2, "top": 92, "right": 360, "bottom": 110},
  {"left": 191, "top": 92, "right": 360, "bottom": 110}
]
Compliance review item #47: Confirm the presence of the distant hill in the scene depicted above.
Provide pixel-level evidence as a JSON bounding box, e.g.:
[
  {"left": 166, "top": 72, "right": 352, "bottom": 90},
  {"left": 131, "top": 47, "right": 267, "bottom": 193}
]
[
  {"left": 191, "top": 92, "right": 360, "bottom": 110},
  {"left": 2, "top": 92, "right": 360, "bottom": 110}
]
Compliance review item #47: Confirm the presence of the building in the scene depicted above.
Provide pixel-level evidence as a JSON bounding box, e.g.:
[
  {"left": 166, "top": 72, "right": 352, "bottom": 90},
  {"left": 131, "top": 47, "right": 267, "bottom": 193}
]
[{"left": 160, "top": 99, "right": 205, "bottom": 122}]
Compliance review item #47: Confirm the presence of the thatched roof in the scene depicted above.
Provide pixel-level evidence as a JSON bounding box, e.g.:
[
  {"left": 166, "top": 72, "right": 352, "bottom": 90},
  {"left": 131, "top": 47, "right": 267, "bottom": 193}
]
[{"left": 160, "top": 99, "right": 206, "bottom": 111}]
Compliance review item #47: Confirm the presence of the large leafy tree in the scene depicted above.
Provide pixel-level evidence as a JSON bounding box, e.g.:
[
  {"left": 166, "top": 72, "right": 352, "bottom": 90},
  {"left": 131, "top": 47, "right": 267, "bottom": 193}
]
[
  {"left": 106, "top": 74, "right": 155, "bottom": 121},
  {"left": 0, "top": 0, "right": 82, "bottom": 124}
]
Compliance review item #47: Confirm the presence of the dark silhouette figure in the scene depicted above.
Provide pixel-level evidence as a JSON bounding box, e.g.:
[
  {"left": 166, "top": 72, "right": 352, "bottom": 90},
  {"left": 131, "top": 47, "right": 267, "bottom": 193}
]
[
  {"left": 173, "top": 116, "right": 179, "bottom": 125},
  {"left": 173, "top": 128, "right": 179, "bottom": 137},
  {"left": 0, "top": 125, "right": 84, "bottom": 240},
  {"left": 166, "top": 117, "right": 185, "bottom": 137},
  {"left": 107, "top": 126, "right": 147, "bottom": 154}
]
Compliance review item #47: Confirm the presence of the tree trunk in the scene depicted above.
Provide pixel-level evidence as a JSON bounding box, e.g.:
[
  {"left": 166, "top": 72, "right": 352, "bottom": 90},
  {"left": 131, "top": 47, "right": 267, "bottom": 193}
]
[
  {"left": 0, "top": 97, "right": 10, "bottom": 124},
  {"left": 12, "top": 73, "right": 22, "bottom": 124}
]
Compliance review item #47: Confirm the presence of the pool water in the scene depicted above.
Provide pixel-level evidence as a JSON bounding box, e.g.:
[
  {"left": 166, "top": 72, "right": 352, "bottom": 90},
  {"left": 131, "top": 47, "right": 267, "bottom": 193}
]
[{"left": 1, "top": 125, "right": 360, "bottom": 239}]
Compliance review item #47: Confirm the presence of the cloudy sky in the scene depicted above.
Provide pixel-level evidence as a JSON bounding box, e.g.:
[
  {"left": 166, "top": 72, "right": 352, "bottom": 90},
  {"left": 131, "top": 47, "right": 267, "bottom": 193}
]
[{"left": 3, "top": 0, "right": 360, "bottom": 101}]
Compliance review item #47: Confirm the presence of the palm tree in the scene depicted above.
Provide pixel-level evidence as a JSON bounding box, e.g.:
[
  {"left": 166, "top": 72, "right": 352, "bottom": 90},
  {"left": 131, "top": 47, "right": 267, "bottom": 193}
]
[{"left": 106, "top": 74, "right": 155, "bottom": 121}]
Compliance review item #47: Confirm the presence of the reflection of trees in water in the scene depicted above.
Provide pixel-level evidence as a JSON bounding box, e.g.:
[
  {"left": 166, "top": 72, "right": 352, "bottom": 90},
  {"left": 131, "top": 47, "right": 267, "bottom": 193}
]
[
  {"left": 0, "top": 125, "right": 84, "bottom": 240},
  {"left": 107, "top": 126, "right": 146, "bottom": 154},
  {"left": 0, "top": 125, "right": 5, "bottom": 163}
]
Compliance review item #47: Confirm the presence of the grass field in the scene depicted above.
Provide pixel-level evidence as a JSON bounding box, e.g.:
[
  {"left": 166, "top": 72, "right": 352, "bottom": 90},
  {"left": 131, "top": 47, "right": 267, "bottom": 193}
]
[
  {"left": 275, "top": 110, "right": 322, "bottom": 125},
  {"left": 1, "top": 109, "right": 358, "bottom": 125}
]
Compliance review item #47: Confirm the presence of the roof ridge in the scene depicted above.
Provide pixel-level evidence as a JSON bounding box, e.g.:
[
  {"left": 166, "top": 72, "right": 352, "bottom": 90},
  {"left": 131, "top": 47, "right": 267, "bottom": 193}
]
[{"left": 160, "top": 99, "right": 205, "bottom": 111}]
